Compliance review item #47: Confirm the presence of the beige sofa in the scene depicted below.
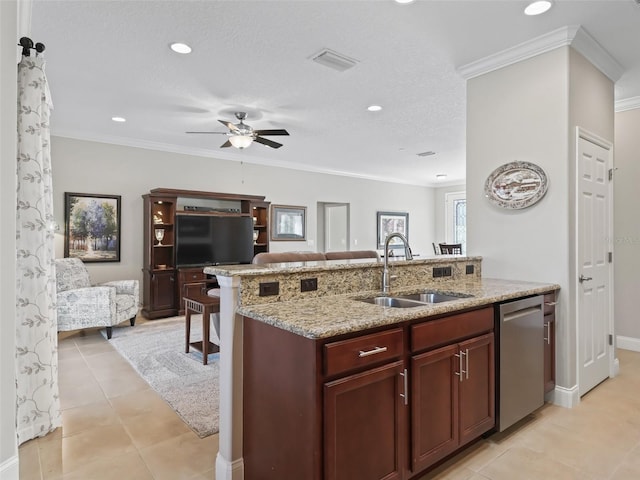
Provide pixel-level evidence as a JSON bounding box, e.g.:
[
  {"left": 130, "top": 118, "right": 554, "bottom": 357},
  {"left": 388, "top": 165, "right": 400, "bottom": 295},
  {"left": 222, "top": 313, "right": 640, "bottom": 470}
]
[{"left": 252, "top": 250, "right": 379, "bottom": 264}]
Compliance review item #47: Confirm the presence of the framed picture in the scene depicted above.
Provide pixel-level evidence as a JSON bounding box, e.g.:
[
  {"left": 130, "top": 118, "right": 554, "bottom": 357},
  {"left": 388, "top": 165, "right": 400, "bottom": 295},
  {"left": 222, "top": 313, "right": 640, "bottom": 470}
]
[
  {"left": 377, "top": 211, "right": 409, "bottom": 249},
  {"left": 271, "top": 204, "right": 306, "bottom": 241},
  {"left": 64, "top": 192, "right": 121, "bottom": 262}
]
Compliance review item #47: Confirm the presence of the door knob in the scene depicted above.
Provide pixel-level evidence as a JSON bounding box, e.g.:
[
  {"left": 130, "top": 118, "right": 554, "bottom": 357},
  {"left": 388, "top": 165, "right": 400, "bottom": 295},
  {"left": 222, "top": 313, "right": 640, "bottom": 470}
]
[{"left": 578, "top": 274, "right": 592, "bottom": 283}]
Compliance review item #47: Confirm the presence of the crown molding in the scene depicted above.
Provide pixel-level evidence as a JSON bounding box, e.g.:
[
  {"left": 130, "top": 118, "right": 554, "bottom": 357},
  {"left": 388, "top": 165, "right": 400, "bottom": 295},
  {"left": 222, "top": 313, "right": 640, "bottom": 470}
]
[
  {"left": 51, "top": 130, "right": 432, "bottom": 188},
  {"left": 458, "top": 25, "right": 623, "bottom": 83},
  {"left": 571, "top": 26, "right": 624, "bottom": 82},
  {"left": 615, "top": 96, "right": 640, "bottom": 113}
]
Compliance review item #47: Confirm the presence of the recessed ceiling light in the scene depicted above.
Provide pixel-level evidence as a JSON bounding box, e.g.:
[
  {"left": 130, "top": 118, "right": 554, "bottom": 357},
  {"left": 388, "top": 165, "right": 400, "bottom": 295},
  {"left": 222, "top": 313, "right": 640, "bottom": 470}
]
[
  {"left": 524, "top": 1, "right": 553, "bottom": 16},
  {"left": 111, "top": 116, "right": 126, "bottom": 122},
  {"left": 395, "top": 0, "right": 416, "bottom": 4},
  {"left": 367, "top": 105, "right": 382, "bottom": 112},
  {"left": 170, "top": 42, "right": 192, "bottom": 54},
  {"left": 435, "top": 174, "right": 448, "bottom": 180}
]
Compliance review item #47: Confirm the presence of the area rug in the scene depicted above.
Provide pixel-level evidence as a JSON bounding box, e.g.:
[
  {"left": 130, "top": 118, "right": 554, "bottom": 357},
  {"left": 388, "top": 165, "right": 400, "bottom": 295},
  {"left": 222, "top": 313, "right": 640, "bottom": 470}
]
[{"left": 103, "top": 316, "right": 220, "bottom": 438}]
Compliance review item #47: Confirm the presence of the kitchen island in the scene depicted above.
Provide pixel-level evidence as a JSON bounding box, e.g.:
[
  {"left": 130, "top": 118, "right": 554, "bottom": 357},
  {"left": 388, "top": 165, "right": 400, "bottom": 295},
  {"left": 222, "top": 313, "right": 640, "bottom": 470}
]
[{"left": 205, "top": 256, "right": 559, "bottom": 480}]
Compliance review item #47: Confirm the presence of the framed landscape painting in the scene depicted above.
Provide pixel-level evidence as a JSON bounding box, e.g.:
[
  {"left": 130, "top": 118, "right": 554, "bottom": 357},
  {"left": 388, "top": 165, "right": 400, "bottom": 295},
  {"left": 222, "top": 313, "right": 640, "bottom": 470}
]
[
  {"left": 64, "top": 192, "right": 121, "bottom": 262},
  {"left": 377, "top": 211, "right": 409, "bottom": 249}
]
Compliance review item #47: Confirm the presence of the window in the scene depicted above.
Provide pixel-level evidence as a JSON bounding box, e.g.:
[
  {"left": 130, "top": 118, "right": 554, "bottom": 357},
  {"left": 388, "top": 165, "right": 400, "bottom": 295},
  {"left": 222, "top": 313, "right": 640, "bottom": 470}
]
[{"left": 445, "top": 191, "right": 466, "bottom": 253}]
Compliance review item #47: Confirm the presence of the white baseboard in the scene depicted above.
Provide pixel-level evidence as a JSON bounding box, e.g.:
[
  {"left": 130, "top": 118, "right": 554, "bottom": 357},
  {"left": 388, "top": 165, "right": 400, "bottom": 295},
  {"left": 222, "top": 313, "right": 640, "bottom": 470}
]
[
  {"left": 551, "top": 384, "right": 580, "bottom": 408},
  {"left": 0, "top": 455, "right": 19, "bottom": 480},
  {"left": 616, "top": 335, "right": 640, "bottom": 352},
  {"left": 216, "top": 455, "right": 244, "bottom": 480}
]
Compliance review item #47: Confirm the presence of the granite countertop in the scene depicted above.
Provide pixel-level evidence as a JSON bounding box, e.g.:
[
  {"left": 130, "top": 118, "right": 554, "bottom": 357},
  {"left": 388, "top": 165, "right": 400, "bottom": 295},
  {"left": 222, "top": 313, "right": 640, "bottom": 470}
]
[
  {"left": 204, "top": 255, "right": 482, "bottom": 277},
  {"left": 237, "top": 278, "right": 560, "bottom": 339}
]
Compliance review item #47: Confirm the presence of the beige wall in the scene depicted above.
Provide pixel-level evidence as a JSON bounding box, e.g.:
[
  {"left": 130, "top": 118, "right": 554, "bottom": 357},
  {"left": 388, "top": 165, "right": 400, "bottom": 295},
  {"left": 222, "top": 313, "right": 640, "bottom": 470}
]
[
  {"left": 614, "top": 107, "right": 640, "bottom": 344},
  {"left": 50, "top": 136, "right": 436, "bottom": 286},
  {"left": 1, "top": 2, "right": 18, "bottom": 478},
  {"left": 466, "top": 46, "right": 614, "bottom": 393}
]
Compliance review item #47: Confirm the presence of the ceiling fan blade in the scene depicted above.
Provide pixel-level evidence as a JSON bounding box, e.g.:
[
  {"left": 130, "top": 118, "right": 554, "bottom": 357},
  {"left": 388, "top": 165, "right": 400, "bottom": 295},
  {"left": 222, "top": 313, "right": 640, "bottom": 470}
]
[
  {"left": 186, "top": 131, "right": 227, "bottom": 134},
  {"left": 218, "top": 119, "right": 240, "bottom": 132},
  {"left": 220, "top": 140, "right": 232, "bottom": 148},
  {"left": 254, "top": 136, "right": 283, "bottom": 149},
  {"left": 254, "top": 129, "right": 289, "bottom": 136}
]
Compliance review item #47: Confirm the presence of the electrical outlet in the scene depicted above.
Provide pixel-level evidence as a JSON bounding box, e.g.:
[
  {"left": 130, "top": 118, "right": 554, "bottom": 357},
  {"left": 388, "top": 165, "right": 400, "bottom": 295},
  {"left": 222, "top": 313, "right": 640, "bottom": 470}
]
[
  {"left": 433, "top": 266, "right": 452, "bottom": 278},
  {"left": 259, "top": 281, "right": 279, "bottom": 297},
  {"left": 300, "top": 278, "right": 318, "bottom": 292}
]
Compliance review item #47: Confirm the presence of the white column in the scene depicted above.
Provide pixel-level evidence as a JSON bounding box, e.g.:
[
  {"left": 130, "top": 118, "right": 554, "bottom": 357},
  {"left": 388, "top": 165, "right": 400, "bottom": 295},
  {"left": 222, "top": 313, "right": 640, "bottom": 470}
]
[{"left": 215, "top": 275, "right": 245, "bottom": 480}]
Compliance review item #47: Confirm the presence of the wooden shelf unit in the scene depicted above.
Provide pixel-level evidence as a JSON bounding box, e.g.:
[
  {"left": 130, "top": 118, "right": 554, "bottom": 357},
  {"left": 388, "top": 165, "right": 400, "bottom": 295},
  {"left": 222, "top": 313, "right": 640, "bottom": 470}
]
[{"left": 142, "top": 188, "right": 269, "bottom": 319}]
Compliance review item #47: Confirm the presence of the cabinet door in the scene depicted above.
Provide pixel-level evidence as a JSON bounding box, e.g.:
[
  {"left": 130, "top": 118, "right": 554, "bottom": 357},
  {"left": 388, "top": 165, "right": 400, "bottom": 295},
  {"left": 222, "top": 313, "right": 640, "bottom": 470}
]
[
  {"left": 151, "top": 271, "right": 176, "bottom": 311},
  {"left": 324, "top": 361, "right": 405, "bottom": 480},
  {"left": 458, "top": 333, "right": 495, "bottom": 447},
  {"left": 411, "top": 344, "right": 459, "bottom": 472}
]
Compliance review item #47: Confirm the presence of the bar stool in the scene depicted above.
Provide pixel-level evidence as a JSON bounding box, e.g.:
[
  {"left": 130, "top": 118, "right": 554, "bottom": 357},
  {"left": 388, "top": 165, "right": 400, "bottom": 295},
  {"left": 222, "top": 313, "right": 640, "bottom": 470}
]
[{"left": 183, "top": 291, "right": 221, "bottom": 365}]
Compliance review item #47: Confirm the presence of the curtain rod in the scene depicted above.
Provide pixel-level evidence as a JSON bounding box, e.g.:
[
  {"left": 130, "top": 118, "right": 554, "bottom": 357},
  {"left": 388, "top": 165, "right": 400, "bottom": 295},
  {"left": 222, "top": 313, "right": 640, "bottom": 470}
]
[{"left": 19, "top": 37, "right": 45, "bottom": 57}]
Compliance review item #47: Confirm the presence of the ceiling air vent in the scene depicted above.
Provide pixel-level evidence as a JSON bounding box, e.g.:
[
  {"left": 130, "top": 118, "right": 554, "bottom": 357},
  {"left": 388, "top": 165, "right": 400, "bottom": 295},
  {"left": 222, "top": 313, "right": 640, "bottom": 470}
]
[
  {"left": 417, "top": 151, "right": 436, "bottom": 157},
  {"left": 310, "top": 48, "right": 359, "bottom": 72}
]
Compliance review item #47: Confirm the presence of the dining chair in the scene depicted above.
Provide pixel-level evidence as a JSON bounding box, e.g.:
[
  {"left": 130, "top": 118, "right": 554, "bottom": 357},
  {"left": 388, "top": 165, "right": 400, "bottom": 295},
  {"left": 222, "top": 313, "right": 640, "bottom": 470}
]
[{"left": 439, "top": 243, "right": 462, "bottom": 254}]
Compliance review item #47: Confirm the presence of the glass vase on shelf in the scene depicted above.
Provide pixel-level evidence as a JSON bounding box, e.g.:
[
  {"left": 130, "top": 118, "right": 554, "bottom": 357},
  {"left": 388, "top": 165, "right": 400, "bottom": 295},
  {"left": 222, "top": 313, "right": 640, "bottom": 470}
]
[{"left": 155, "top": 228, "right": 165, "bottom": 246}]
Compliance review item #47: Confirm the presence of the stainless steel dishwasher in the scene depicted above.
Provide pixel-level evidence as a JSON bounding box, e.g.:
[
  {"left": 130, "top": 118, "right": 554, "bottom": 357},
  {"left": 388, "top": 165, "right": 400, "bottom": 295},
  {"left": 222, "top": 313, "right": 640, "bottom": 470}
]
[{"left": 497, "top": 295, "right": 544, "bottom": 431}]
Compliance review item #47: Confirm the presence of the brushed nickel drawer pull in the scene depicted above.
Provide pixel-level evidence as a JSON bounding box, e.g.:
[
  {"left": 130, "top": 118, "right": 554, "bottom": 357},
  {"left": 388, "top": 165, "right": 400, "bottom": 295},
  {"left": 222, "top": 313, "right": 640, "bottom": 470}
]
[
  {"left": 544, "top": 301, "right": 557, "bottom": 306},
  {"left": 399, "top": 369, "right": 408, "bottom": 406},
  {"left": 358, "top": 346, "right": 388, "bottom": 358},
  {"left": 463, "top": 349, "right": 469, "bottom": 379},
  {"left": 454, "top": 352, "right": 464, "bottom": 382}
]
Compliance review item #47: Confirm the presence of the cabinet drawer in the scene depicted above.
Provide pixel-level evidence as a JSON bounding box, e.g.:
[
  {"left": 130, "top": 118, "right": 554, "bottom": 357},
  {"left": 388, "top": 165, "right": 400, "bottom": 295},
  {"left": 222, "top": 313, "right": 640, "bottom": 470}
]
[
  {"left": 324, "top": 328, "right": 403, "bottom": 377},
  {"left": 179, "top": 269, "right": 206, "bottom": 283},
  {"left": 544, "top": 292, "right": 557, "bottom": 315},
  {"left": 411, "top": 307, "right": 493, "bottom": 352}
]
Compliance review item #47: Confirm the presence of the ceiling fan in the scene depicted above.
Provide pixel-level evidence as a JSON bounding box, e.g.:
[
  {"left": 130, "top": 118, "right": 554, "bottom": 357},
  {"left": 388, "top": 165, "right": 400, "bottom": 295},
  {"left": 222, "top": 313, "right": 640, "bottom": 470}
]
[{"left": 186, "top": 112, "right": 289, "bottom": 149}]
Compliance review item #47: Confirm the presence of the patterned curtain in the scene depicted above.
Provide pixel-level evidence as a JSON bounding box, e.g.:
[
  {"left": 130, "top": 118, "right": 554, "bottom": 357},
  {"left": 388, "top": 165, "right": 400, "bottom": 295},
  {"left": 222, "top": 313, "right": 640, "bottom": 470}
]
[{"left": 15, "top": 53, "right": 60, "bottom": 444}]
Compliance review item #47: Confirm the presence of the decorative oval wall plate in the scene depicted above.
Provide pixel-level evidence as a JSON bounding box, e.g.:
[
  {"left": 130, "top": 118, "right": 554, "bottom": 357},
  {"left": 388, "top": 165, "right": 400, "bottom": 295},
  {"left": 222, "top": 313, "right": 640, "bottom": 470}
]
[{"left": 484, "top": 161, "right": 548, "bottom": 209}]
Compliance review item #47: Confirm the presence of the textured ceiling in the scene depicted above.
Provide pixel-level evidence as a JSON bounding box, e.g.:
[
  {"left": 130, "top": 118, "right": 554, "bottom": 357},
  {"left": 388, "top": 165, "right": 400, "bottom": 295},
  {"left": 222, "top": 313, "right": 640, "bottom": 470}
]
[{"left": 30, "top": 0, "right": 640, "bottom": 187}]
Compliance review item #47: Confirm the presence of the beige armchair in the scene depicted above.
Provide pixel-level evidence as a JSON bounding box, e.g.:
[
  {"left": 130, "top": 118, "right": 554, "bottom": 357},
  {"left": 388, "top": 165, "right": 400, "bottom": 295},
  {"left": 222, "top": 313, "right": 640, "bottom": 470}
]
[{"left": 55, "top": 258, "right": 139, "bottom": 339}]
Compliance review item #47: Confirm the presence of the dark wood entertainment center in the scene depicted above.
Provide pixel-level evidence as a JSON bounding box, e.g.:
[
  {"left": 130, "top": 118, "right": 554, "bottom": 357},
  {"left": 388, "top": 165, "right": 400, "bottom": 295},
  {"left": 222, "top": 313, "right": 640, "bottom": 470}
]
[{"left": 141, "top": 188, "right": 270, "bottom": 319}]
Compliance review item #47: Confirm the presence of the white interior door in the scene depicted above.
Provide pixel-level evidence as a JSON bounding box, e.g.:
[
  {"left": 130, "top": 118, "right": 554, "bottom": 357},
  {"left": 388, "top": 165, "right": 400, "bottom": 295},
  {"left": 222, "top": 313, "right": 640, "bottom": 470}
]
[
  {"left": 577, "top": 130, "right": 612, "bottom": 396},
  {"left": 324, "top": 204, "right": 349, "bottom": 252}
]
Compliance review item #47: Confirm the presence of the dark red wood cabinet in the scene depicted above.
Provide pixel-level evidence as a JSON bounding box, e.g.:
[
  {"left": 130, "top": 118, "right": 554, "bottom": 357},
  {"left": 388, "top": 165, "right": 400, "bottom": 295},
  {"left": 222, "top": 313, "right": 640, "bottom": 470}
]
[
  {"left": 243, "top": 306, "right": 496, "bottom": 479},
  {"left": 141, "top": 188, "right": 268, "bottom": 319}
]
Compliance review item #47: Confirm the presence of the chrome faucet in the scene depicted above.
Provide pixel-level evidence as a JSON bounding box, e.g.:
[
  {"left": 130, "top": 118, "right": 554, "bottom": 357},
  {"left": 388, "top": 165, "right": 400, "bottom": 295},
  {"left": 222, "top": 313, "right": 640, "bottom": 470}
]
[{"left": 382, "top": 232, "right": 413, "bottom": 295}]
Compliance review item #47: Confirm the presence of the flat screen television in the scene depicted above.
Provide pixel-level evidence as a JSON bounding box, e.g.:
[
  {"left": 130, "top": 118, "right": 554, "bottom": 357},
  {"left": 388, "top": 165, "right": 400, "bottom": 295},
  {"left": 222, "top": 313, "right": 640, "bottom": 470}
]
[{"left": 175, "top": 215, "right": 254, "bottom": 267}]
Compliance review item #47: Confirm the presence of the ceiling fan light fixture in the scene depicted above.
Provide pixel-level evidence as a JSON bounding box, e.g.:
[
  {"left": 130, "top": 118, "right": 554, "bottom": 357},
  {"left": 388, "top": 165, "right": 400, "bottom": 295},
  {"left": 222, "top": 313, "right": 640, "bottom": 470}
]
[
  {"left": 524, "top": 1, "right": 553, "bottom": 16},
  {"left": 229, "top": 134, "right": 254, "bottom": 149}
]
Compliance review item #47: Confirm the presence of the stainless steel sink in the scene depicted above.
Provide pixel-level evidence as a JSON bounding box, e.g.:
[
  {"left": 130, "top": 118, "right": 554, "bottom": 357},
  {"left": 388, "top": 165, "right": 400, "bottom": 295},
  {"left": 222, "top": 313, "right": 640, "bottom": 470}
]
[
  {"left": 394, "top": 292, "right": 471, "bottom": 303},
  {"left": 357, "top": 291, "right": 471, "bottom": 308},
  {"left": 358, "top": 296, "right": 427, "bottom": 308}
]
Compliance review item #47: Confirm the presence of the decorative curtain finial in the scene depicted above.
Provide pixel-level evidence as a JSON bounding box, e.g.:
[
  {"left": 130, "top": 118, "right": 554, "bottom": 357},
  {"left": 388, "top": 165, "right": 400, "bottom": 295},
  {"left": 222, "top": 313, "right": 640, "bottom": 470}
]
[{"left": 19, "top": 37, "right": 46, "bottom": 57}]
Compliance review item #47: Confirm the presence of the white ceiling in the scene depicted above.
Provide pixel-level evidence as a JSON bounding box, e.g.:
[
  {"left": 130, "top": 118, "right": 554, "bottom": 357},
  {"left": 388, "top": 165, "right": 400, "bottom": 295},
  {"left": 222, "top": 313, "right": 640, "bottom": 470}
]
[{"left": 30, "top": 0, "right": 640, "bottom": 187}]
